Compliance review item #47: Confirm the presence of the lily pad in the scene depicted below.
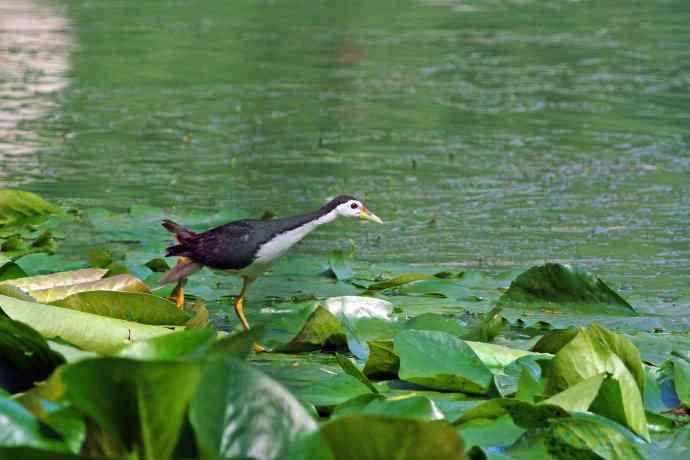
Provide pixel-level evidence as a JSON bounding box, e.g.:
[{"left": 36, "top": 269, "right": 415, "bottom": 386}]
[
  {"left": 320, "top": 415, "right": 464, "bottom": 460},
  {"left": 274, "top": 306, "right": 348, "bottom": 353},
  {"left": 498, "top": 263, "right": 636, "bottom": 315},
  {"left": 362, "top": 340, "right": 399, "bottom": 380},
  {"left": 31, "top": 274, "right": 149, "bottom": 303},
  {"left": 550, "top": 326, "right": 649, "bottom": 440},
  {"left": 189, "top": 359, "right": 317, "bottom": 460},
  {"left": 327, "top": 250, "right": 353, "bottom": 280},
  {"left": 62, "top": 357, "right": 202, "bottom": 460},
  {"left": 395, "top": 330, "right": 493, "bottom": 394},
  {"left": 53, "top": 291, "right": 190, "bottom": 325},
  {"left": 117, "top": 328, "right": 215, "bottom": 361},
  {"left": 0, "top": 294, "right": 181, "bottom": 354},
  {"left": 335, "top": 353, "right": 378, "bottom": 393},
  {"left": 0, "top": 190, "right": 59, "bottom": 228},
  {"left": 0, "top": 268, "right": 107, "bottom": 292}
]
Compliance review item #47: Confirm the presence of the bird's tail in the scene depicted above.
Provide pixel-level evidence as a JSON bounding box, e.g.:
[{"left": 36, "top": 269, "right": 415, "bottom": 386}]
[
  {"left": 162, "top": 219, "right": 197, "bottom": 244},
  {"left": 159, "top": 260, "right": 203, "bottom": 285}
]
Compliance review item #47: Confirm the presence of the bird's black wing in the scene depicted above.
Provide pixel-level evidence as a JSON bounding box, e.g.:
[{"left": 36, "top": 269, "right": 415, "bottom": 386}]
[{"left": 172, "top": 220, "right": 261, "bottom": 270}]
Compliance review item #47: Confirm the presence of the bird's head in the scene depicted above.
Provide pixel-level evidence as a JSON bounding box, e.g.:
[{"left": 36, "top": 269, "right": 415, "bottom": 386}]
[{"left": 327, "top": 195, "right": 383, "bottom": 224}]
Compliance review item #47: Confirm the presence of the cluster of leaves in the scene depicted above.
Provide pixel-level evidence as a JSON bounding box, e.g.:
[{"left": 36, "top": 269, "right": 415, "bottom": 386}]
[{"left": 1, "top": 189, "right": 689, "bottom": 459}]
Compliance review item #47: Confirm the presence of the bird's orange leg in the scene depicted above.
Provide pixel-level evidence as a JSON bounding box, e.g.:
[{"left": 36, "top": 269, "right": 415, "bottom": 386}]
[
  {"left": 171, "top": 257, "right": 190, "bottom": 309},
  {"left": 234, "top": 276, "right": 265, "bottom": 352}
]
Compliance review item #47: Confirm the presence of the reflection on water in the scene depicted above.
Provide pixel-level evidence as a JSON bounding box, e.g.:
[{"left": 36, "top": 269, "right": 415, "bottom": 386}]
[
  {"left": 2, "top": 0, "right": 690, "bottom": 310},
  {"left": 0, "top": 0, "right": 71, "bottom": 162}
]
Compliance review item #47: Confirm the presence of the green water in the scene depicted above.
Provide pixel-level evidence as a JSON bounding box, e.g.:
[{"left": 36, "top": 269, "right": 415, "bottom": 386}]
[{"left": 2, "top": 0, "right": 689, "bottom": 312}]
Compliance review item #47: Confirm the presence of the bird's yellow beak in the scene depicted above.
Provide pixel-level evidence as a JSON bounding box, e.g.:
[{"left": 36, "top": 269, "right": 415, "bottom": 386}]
[{"left": 359, "top": 207, "right": 383, "bottom": 224}]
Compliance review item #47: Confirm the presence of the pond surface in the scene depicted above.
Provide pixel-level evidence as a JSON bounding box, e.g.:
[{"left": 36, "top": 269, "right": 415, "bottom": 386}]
[{"left": 1, "top": 0, "right": 689, "bottom": 312}]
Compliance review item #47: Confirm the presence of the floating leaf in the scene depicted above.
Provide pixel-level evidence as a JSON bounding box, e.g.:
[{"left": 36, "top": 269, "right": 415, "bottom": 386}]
[
  {"left": 31, "top": 274, "right": 149, "bottom": 303},
  {"left": 395, "top": 330, "right": 493, "bottom": 394},
  {"left": 327, "top": 250, "right": 353, "bottom": 280},
  {"left": 62, "top": 358, "right": 202, "bottom": 460},
  {"left": 320, "top": 415, "right": 464, "bottom": 460},
  {"left": 366, "top": 273, "right": 435, "bottom": 291},
  {"left": 546, "top": 416, "right": 644, "bottom": 460},
  {"left": 334, "top": 395, "right": 443, "bottom": 422},
  {"left": 362, "top": 340, "right": 399, "bottom": 380},
  {"left": 53, "top": 291, "right": 190, "bottom": 325},
  {"left": 0, "top": 294, "right": 181, "bottom": 354},
  {"left": 0, "top": 190, "right": 58, "bottom": 228},
  {"left": 0, "top": 268, "right": 107, "bottom": 292},
  {"left": 295, "top": 374, "right": 373, "bottom": 409},
  {"left": 542, "top": 373, "right": 608, "bottom": 412},
  {"left": 274, "top": 306, "right": 347, "bottom": 353},
  {"left": 0, "top": 255, "right": 27, "bottom": 282},
  {"left": 335, "top": 353, "right": 378, "bottom": 393},
  {"left": 189, "top": 359, "right": 317, "bottom": 460},
  {"left": 117, "top": 328, "right": 215, "bottom": 361},
  {"left": 498, "top": 263, "right": 636, "bottom": 315},
  {"left": 551, "top": 326, "right": 649, "bottom": 440}
]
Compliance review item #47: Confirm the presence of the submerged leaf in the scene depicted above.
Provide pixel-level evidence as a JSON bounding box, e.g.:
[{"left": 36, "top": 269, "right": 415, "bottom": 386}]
[
  {"left": 498, "top": 263, "right": 635, "bottom": 315},
  {"left": 366, "top": 273, "right": 435, "bottom": 291}
]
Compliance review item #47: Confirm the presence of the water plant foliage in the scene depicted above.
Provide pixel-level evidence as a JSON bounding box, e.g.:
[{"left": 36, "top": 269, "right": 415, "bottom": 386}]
[{"left": 0, "top": 189, "right": 688, "bottom": 459}]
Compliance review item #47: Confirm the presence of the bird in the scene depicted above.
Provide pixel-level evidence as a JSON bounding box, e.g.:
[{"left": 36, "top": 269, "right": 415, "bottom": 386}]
[{"left": 158, "top": 195, "right": 383, "bottom": 350}]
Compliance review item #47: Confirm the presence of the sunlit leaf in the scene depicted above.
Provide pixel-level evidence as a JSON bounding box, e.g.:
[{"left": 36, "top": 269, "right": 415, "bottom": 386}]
[
  {"left": 0, "top": 190, "right": 59, "bottom": 228},
  {"left": 189, "top": 359, "right": 317, "bottom": 460},
  {"left": 0, "top": 268, "right": 106, "bottom": 292},
  {"left": 31, "top": 274, "right": 149, "bottom": 303},
  {"left": 0, "top": 294, "right": 181, "bottom": 354},
  {"left": 63, "top": 358, "right": 202, "bottom": 460},
  {"left": 53, "top": 291, "right": 190, "bottom": 325}
]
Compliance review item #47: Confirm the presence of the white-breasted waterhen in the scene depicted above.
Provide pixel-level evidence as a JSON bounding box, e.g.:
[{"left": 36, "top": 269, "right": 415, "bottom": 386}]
[{"left": 159, "top": 196, "right": 383, "bottom": 350}]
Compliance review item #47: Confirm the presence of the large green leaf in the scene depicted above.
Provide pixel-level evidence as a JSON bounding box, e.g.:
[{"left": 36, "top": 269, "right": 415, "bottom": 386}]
[
  {"left": 274, "top": 306, "right": 348, "bottom": 353},
  {"left": 542, "top": 373, "right": 607, "bottom": 412},
  {"left": 294, "top": 374, "right": 373, "bottom": 409},
  {"left": 0, "top": 397, "right": 69, "bottom": 452},
  {"left": 0, "top": 294, "right": 181, "bottom": 353},
  {"left": 395, "top": 330, "right": 493, "bottom": 394},
  {"left": 53, "top": 291, "right": 190, "bottom": 325},
  {"left": 550, "top": 326, "right": 649, "bottom": 440},
  {"left": 62, "top": 357, "right": 202, "bottom": 460},
  {"left": 362, "top": 340, "right": 399, "bottom": 380},
  {"left": 0, "top": 255, "right": 27, "bottom": 282},
  {"left": 117, "top": 328, "right": 215, "bottom": 360},
  {"left": 545, "top": 416, "right": 644, "bottom": 460},
  {"left": 189, "top": 359, "right": 317, "bottom": 460},
  {"left": 498, "top": 263, "right": 636, "bottom": 315},
  {"left": 31, "top": 274, "right": 149, "bottom": 303},
  {"left": 455, "top": 398, "right": 569, "bottom": 430},
  {"left": 0, "top": 309, "right": 65, "bottom": 393},
  {"left": 334, "top": 395, "right": 443, "bottom": 421},
  {"left": 320, "top": 415, "right": 465, "bottom": 460},
  {"left": 0, "top": 190, "right": 58, "bottom": 228},
  {"left": 0, "top": 268, "right": 106, "bottom": 292}
]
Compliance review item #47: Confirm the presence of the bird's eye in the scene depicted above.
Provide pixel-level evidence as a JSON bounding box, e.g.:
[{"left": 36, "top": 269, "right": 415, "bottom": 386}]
[{"left": 350, "top": 203, "right": 359, "bottom": 209}]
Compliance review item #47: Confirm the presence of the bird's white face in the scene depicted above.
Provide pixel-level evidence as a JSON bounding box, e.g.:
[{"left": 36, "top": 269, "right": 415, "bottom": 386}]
[{"left": 336, "top": 200, "right": 384, "bottom": 224}]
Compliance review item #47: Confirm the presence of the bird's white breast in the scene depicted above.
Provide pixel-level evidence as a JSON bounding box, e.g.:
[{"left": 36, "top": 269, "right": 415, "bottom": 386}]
[{"left": 253, "top": 224, "right": 316, "bottom": 264}]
